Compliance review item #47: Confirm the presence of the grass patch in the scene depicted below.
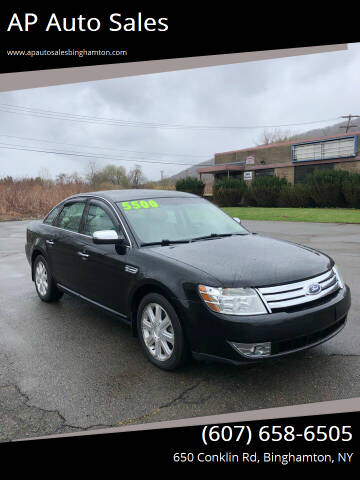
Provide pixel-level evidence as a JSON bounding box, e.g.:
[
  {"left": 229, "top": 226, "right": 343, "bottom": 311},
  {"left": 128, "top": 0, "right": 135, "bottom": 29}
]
[{"left": 222, "top": 207, "right": 360, "bottom": 224}]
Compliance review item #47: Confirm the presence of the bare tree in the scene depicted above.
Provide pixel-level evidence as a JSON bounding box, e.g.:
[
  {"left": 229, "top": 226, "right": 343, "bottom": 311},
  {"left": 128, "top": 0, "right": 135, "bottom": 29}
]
[
  {"left": 127, "top": 164, "right": 147, "bottom": 189},
  {"left": 255, "top": 128, "right": 296, "bottom": 146},
  {"left": 70, "top": 172, "right": 83, "bottom": 184},
  {"left": 56, "top": 173, "right": 69, "bottom": 185},
  {"left": 85, "top": 160, "right": 102, "bottom": 188},
  {"left": 54, "top": 172, "right": 84, "bottom": 185},
  {"left": 101, "top": 164, "right": 129, "bottom": 187},
  {"left": 37, "top": 167, "right": 53, "bottom": 187},
  {"left": 160, "top": 176, "right": 175, "bottom": 188}
]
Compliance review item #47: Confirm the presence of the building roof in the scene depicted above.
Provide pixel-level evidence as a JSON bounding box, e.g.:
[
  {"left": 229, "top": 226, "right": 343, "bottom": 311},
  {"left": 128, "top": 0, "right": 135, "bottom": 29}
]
[
  {"left": 197, "top": 156, "right": 360, "bottom": 175},
  {"left": 197, "top": 164, "right": 244, "bottom": 174},
  {"left": 196, "top": 130, "right": 360, "bottom": 175},
  {"left": 214, "top": 129, "right": 360, "bottom": 157}
]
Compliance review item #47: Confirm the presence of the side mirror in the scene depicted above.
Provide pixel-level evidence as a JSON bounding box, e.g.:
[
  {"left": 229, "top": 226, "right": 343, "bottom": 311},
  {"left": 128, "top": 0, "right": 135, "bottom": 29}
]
[
  {"left": 233, "top": 217, "right": 241, "bottom": 224},
  {"left": 93, "top": 230, "right": 124, "bottom": 245}
]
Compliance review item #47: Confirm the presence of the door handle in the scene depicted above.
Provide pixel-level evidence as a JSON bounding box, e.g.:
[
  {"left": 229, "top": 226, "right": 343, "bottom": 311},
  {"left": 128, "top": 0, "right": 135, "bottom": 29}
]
[
  {"left": 78, "top": 251, "right": 89, "bottom": 259},
  {"left": 46, "top": 240, "right": 54, "bottom": 246}
]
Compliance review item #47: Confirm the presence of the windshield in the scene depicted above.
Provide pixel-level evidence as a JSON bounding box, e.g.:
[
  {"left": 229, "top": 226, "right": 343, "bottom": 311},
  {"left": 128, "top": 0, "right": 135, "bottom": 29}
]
[{"left": 117, "top": 197, "right": 249, "bottom": 244}]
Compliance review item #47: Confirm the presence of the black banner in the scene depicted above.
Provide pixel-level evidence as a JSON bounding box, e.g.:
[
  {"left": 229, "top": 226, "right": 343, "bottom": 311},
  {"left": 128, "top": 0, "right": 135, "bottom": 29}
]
[
  {"left": 0, "top": 3, "right": 358, "bottom": 74},
  {"left": 2, "top": 411, "right": 359, "bottom": 471}
]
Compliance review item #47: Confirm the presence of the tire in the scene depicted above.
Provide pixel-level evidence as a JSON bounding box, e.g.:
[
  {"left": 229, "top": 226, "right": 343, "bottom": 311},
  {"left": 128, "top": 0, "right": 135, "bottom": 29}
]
[
  {"left": 33, "top": 255, "right": 63, "bottom": 302},
  {"left": 137, "top": 293, "right": 189, "bottom": 370}
]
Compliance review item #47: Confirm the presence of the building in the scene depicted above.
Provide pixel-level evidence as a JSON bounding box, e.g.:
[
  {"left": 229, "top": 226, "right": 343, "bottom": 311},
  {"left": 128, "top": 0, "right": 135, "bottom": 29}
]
[{"left": 197, "top": 131, "right": 360, "bottom": 189}]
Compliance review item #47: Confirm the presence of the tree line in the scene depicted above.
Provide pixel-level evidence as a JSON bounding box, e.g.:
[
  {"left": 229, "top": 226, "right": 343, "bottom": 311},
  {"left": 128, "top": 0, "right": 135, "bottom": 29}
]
[{"left": 0, "top": 162, "right": 175, "bottom": 190}]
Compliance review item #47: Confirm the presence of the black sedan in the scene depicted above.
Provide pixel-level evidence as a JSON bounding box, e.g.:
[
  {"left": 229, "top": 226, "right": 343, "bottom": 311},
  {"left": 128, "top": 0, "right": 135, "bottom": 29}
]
[{"left": 25, "top": 189, "right": 351, "bottom": 370}]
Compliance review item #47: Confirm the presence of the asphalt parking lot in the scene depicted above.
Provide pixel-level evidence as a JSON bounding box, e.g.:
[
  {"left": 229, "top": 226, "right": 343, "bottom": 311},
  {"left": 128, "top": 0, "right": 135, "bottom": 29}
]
[{"left": 0, "top": 219, "right": 359, "bottom": 441}]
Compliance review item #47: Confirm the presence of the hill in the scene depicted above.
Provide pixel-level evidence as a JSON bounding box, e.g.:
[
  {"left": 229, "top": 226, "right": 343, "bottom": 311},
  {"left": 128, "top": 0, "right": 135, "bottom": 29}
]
[
  {"left": 169, "top": 158, "right": 214, "bottom": 183},
  {"left": 290, "top": 120, "right": 358, "bottom": 141}
]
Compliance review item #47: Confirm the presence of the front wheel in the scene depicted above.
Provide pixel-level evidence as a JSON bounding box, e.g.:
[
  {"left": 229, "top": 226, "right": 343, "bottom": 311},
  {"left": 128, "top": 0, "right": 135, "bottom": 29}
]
[
  {"left": 137, "top": 293, "right": 189, "bottom": 370},
  {"left": 34, "top": 255, "right": 63, "bottom": 302}
]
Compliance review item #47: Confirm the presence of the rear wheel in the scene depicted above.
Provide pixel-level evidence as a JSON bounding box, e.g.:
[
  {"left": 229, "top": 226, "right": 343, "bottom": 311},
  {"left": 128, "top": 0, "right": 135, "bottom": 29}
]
[
  {"left": 34, "top": 255, "right": 63, "bottom": 302},
  {"left": 137, "top": 293, "right": 189, "bottom": 370}
]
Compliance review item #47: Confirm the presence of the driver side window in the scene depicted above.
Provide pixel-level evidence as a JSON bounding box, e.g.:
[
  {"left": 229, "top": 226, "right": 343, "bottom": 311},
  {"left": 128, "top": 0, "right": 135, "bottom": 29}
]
[
  {"left": 57, "top": 201, "right": 86, "bottom": 232},
  {"left": 84, "top": 203, "right": 117, "bottom": 236}
]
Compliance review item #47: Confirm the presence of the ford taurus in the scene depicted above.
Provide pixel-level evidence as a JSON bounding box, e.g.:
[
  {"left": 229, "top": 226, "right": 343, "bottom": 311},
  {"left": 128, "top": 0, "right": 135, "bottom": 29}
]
[{"left": 25, "top": 190, "right": 351, "bottom": 370}]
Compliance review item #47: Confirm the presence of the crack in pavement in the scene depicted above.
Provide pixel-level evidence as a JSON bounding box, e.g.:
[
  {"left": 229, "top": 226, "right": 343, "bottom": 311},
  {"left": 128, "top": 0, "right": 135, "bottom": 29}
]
[
  {"left": 0, "top": 379, "right": 208, "bottom": 440},
  {"left": 0, "top": 382, "right": 116, "bottom": 441},
  {"left": 116, "top": 380, "right": 206, "bottom": 426},
  {"left": 1, "top": 350, "right": 359, "bottom": 441}
]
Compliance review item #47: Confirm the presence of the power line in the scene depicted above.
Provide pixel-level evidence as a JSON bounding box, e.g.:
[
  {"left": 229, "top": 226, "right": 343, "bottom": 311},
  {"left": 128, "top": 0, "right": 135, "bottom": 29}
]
[
  {"left": 0, "top": 103, "right": 339, "bottom": 130},
  {"left": 0, "top": 142, "right": 213, "bottom": 167},
  {"left": 0, "top": 134, "right": 209, "bottom": 159},
  {"left": 340, "top": 114, "right": 360, "bottom": 133}
]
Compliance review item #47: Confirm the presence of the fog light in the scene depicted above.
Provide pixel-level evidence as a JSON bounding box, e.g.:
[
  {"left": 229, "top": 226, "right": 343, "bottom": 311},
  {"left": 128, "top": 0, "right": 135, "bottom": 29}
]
[{"left": 230, "top": 341, "right": 272, "bottom": 358}]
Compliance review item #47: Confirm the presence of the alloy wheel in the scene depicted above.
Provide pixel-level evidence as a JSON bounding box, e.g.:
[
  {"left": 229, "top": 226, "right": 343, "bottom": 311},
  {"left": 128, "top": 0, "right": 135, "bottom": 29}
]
[
  {"left": 35, "top": 261, "right": 48, "bottom": 297},
  {"left": 141, "top": 303, "right": 175, "bottom": 361}
]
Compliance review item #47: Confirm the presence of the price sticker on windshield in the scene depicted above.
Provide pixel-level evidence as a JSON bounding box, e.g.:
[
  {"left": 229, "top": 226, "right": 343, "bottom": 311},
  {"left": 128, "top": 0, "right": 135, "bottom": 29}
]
[{"left": 122, "top": 200, "right": 159, "bottom": 210}]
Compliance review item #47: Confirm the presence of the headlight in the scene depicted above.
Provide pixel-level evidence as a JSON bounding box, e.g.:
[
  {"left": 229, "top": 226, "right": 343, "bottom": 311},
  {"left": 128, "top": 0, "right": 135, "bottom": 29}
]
[
  {"left": 198, "top": 285, "right": 267, "bottom": 315},
  {"left": 333, "top": 265, "right": 344, "bottom": 289}
]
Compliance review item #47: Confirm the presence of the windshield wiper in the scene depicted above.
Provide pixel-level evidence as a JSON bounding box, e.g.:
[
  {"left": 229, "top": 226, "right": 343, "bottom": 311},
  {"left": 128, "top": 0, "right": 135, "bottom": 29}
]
[
  {"left": 141, "top": 232, "right": 248, "bottom": 246},
  {"left": 190, "top": 233, "right": 233, "bottom": 242},
  {"left": 141, "top": 239, "right": 191, "bottom": 247}
]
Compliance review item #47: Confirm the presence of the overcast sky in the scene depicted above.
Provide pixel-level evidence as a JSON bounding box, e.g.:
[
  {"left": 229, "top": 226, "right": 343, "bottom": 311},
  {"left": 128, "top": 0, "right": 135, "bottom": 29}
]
[{"left": 1, "top": 42, "right": 360, "bottom": 181}]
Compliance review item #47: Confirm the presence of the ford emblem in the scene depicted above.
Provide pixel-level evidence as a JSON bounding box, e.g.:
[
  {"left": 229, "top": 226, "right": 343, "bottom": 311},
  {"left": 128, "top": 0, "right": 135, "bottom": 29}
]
[{"left": 307, "top": 283, "right": 322, "bottom": 295}]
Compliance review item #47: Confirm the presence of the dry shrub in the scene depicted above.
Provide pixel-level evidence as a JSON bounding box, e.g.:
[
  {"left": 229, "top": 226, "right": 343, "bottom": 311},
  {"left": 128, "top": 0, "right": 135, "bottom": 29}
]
[{"left": 0, "top": 181, "right": 91, "bottom": 220}]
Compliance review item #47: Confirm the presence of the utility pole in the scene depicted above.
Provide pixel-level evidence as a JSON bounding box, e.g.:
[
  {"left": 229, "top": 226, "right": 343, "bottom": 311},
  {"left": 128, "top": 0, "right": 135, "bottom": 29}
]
[
  {"left": 340, "top": 114, "right": 360, "bottom": 133},
  {"left": 160, "top": 170, "right": 164, "bottom": 183}
]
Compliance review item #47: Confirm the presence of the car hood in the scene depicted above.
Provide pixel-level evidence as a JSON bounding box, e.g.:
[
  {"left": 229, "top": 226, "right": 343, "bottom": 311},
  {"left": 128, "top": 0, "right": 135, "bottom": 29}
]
[{"left": 150, "top": 234, "right": 333, "bottom": 287}]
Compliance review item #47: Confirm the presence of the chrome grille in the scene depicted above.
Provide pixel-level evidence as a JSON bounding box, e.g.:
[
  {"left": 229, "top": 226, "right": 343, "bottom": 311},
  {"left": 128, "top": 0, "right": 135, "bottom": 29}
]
[{"left": 258, "top": 268, "right": 341, "bottom": 311}]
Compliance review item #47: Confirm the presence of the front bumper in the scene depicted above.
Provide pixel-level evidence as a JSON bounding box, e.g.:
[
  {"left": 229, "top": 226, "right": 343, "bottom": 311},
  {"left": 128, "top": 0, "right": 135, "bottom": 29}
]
[{"left": 186, "top": 285, "right": 351, "bottom": 365}]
